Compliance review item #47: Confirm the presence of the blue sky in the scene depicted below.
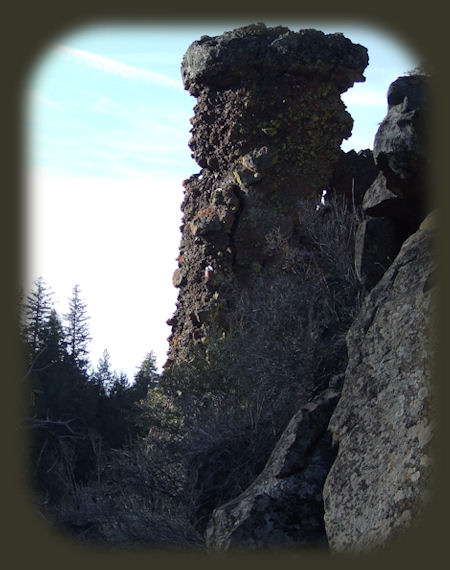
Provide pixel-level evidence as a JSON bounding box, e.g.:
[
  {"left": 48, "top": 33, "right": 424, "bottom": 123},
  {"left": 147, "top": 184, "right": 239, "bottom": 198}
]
[{"left": 24, "top": 20, "right": 419, "bottom": 378}]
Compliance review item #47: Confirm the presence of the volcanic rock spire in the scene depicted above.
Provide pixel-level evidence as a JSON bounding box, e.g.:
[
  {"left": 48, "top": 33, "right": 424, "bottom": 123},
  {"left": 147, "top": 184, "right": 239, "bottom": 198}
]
[{"left": 166, "top": 23, "right": 368, "bottom": 365}]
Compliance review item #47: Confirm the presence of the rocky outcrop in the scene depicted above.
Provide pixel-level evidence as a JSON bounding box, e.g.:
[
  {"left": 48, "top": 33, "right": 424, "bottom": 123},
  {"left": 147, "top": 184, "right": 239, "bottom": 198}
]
[
  {"left": 328, "top": 148, "right": 378, "bottom": 206},
  {"left": 166, "top": 23, "right": 368, "bottom": 364},
  {"left": 206, "top": 387, "right": 342, "bottom": 550},
  {"left": 354, "top": 75, "right": 429, "bottom": 290},
  {"left": 323, "top": 212, "right": 437, "bottom": 552},
  {"left": 354, "top": 214, "right": 401, "bottom": 288},
  {"left": 163, "top": 24, "right": 434, "bottom": 554},
  {"left": 322, "top": 75, "right": 435, "bottom": 552},
  {"left": 374, "top": 75, "right": 428, "bottom": 203}
]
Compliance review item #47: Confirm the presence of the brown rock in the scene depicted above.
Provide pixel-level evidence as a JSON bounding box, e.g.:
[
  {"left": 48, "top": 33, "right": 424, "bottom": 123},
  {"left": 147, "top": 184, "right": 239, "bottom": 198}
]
[{"left": 166, "top": 24, "right": 369, "bottom": 363}]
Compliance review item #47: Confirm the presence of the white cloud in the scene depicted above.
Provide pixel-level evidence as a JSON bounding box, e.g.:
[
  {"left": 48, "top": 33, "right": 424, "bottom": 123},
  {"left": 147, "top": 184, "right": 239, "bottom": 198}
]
[{"left": 55, "top": 44, "right": 183, "bottom": 90}]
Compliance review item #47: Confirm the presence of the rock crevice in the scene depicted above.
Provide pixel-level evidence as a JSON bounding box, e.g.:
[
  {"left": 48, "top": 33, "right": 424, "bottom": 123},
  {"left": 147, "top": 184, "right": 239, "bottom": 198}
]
[{"left": 205, "top": 388, "right": 341, "bottom": 550}]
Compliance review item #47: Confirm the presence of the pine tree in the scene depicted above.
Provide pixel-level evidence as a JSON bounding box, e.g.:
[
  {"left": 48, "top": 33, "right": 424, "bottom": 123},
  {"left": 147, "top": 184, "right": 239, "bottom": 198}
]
[
  {"left": 94, "top": 349, "right": 117, "bottom": 396},
  {"left": 92, "top": 350, "right": 131, "bottom": 447},
  {"left": 64, "top": 284, "right": 91, "bottom": 371},
  {"left": 21, "top": 277, "right": 54, "bottom": 361},
  {"left": 131, "top": 351, "right": 159, "bottom": 401},
  {"left": 110, "top": 371, "right": 130, "bottom": 398},
  {"left": 30, "top": 308, "right": 68, "bottom": 418},
  {"left": 40, "top": 309, "right": 67, "bottom": 367}
]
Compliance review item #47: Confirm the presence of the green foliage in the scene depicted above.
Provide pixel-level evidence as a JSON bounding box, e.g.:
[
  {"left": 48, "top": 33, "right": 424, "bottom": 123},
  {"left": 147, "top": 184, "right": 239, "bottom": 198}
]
[
  {"left": 64, "top": 284, "right": 91, "bottom": 371},
  {"left": 135, "top": 387, "right": 185, "bottom": 440},
  {"left": 93, "top": 349, "right": 116, "bottom": 396},
  {"left": 23, "top": 192, "right": 363, "bottom": 545},
  {"left": 20, "top": 281, "right": 155, "bottom": 506},
  {"left": 131, "top": 351, "right": 159, "bottom": 400}
]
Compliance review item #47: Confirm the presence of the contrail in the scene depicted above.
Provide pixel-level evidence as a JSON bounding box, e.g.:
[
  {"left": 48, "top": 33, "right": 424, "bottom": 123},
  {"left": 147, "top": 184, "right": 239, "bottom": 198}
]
[{"left": 55, "top": 44, "right": 183, "bottom": 90}]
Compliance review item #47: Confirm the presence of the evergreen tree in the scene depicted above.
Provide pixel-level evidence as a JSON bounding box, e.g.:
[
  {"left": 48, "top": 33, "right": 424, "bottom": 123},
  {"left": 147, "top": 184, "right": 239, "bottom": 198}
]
[
  {"left": 39, "top": 309, "right": 67, "bottom": 367},
  {"left": 94, "top": 349, "right": 116, "bottom": 396},
  {"left": 92, "top": 350, "right": 132, "bottom": 447},
  {"left": 126, "top": 352, "right": 161, "bottom": 439},
  {"left": 21, "top": 277, "right": 54, "bottom": 361},
  {"left": 30, "top": 308, "right": 68, "bottom": 419},
  {"left": 110, "top": 371, "right": 130, "bottom": 398},
  {"left": 64, "top": 284, "right": 91, "bottom": 371},
  {"left": 131, "top": 351, "right": 159, "bottom": 401}
]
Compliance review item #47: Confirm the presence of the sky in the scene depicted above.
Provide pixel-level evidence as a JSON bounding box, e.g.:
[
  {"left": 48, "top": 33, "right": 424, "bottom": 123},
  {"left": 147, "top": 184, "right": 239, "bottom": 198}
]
[{"left": 24, "top": 19, "right": 419, "bottom": 379}]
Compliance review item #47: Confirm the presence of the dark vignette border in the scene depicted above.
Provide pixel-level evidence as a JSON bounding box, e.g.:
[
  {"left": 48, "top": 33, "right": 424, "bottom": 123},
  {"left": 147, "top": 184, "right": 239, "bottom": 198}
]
[{"left": 2, "top": 1, "right": 448, "bottom": 570}]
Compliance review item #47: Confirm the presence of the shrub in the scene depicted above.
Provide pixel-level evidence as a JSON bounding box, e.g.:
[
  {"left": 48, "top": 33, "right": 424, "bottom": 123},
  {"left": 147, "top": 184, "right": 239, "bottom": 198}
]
[
  {"left": 134, "top": 193, "right": 364, "bottom": 533},
  {"left": 34, "top": 193, "right": 363, "bottom": 546}
]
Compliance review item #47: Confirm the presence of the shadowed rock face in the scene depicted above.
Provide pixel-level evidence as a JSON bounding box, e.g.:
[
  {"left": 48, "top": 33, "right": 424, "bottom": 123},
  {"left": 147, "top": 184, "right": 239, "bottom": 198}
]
[
  {"left": 161, "top": 23, "right": 434, "bottom": 554},
  {"left": 374, "top": 75, "right": 429, "bottom": 200},
  {"left": 323, "top": 214, "right": 436, "bottom": 552},
  {"left": 328, "top": 148, "right": 378, "bottom": 206},
  {"left": 205, "top": 388, "right": 341, "bottom": 550},
  {"left": 354, "top": 74, "right": 429, "bottom": 290},
  {"left": 166, "top": 24, "right": 368, "bottom": 364}
]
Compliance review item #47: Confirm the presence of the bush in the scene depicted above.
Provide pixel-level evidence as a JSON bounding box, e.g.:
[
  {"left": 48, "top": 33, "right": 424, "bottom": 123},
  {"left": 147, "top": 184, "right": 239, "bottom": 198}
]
[
  {"left": 33, "top": 193, "right": 363, "bottom": 546},
  {"left": 133, "top": 193, "right": 363, "bottom": 533}
]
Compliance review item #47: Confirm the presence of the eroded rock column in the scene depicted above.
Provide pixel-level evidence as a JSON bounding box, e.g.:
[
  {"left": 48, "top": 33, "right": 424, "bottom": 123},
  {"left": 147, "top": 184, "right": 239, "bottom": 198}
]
[{"left": 166, "top": 24, "right": 368, "bottom": 365}]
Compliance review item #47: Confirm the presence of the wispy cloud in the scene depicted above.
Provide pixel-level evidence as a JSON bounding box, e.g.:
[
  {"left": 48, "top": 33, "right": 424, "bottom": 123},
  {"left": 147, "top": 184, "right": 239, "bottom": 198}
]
[
  {"left": 30, "top": 91, "right": 66, "bottom": 110},
  {"left": 55, "top": 44, "right": 183, "bottom": 90}
]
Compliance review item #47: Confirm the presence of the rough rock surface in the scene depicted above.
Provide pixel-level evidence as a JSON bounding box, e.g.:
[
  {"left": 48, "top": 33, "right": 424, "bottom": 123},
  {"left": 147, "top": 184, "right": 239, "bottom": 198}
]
[
  {"left": 162, "top": 24, "right": 433, "bottom": 554},
  {"left": 166, "top": 23, "right": 368, "bottom": 363},
  {"left": 182, "top": 25, "right": 368, "bottom": 96},
  {"left": 323, "top": 216, "right": 437, "bottom": 552},
  {"left": 374, "top": 75, "right": 429, "bottom": 202},
  {"left": 354, "top": 216, "right": 401, "bottom": 287},
  {"left": 354, "top": 74, "right": 429, "bottom": 289},
  {"left": 206, "top": 387, "right": 341, "bottom": 550},
  {"left": 328, "top": 149, "right": 378, "bottom": 206}
]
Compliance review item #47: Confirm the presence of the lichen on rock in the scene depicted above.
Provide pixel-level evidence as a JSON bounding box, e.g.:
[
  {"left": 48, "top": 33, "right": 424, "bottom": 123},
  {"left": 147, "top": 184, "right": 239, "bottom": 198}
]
[
  {"left": 162, "top": 24, "right": 434, "bottom": 555},
  {"left": 205, "top": 388, "right": 341, "bottom": 550},
  {"left": 166, "top": 23, "right": 369, "bottom": 364},
  {"left": 323, "top": 218, "right": 437, "bottom": 552}
]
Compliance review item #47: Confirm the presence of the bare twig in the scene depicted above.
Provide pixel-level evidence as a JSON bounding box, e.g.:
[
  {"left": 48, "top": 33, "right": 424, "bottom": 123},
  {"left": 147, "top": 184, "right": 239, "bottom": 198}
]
[
  {"left": 20, "top": 347, "right": 54, "bottom": 382},
  {"left": 25, "top": 417, "right": 84, "bottom": 439}
]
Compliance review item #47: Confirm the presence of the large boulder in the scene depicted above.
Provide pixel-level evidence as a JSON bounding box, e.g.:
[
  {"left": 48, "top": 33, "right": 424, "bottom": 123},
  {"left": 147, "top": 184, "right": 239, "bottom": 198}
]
[
  {"left": 374, "top": 74, "right": 429, "bottom": 203},
  {"left": 354, "top": 74, "right": 429, "bottom": 290},
  {"left": 354, "top": 216, "right": 401, "bottom": 288},
  {"left": 323, "top": 213, "right": 437, "bottom": 552},
  {"left": 205, "top": 387, "right": 341, "bottom": 550}
]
